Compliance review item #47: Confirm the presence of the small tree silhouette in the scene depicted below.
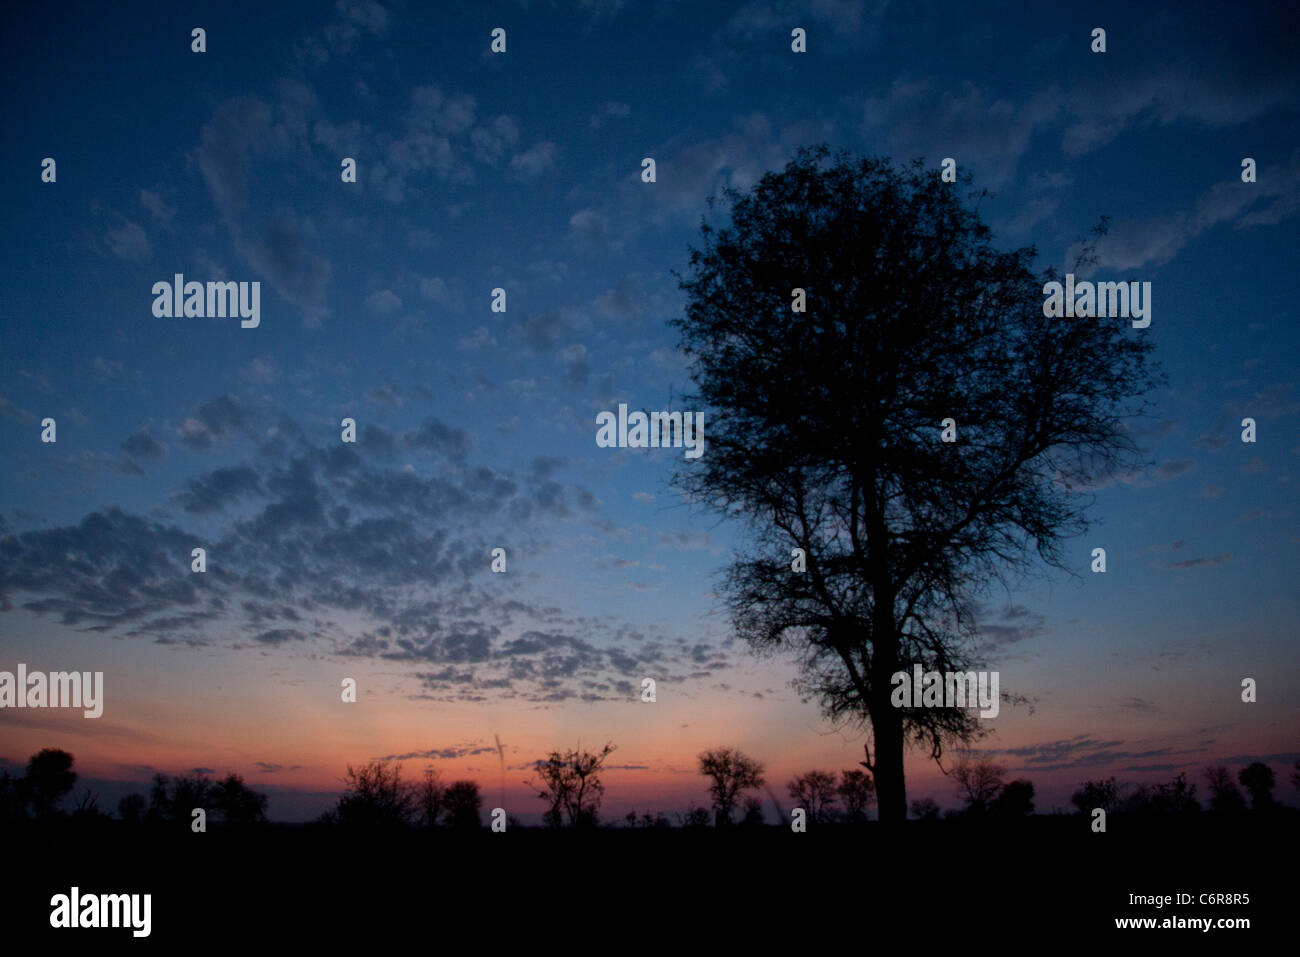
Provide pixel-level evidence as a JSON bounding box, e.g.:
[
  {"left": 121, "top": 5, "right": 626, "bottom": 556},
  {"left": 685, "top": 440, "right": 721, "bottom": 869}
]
[
  {"left": 442, "top": 781, "right": 483, "bottom": 829},
  {"left": 1204, "top": 766, "right": 1246, "bottom": 813},
  {"left": 415, "top": 769, "right": 445, "bottom": 828},
  {"left": 1071, "top": 777, "right": 1122, "bottom": 815},
  {"left": 211, "top": 773, "right": 268, "bottom": 826},
  {"left": 787, "top": 770, "right": 839, "bottom": 824},
  {"left": 698, "top": 747, "right": 765, "bottom": 826},
  {"left": 950, "top": 756, "right": 1005, "bottom": 814},
  {"left": 0, "top": 772, "right": 22, "bottom": 822},
  {"left": 991, "top": 779, "right": 1035, "bottom": 817},
  {"left": 1238, "top": 762, "right": 1277, "bottom": 810},
  {"left": 838, "top": 769, "right": 876, "bottom": 824},
  {"left": 1126, "top": 773, "right": 1199, "bottom": 814},
  {"left": 531, "top": 742, "right": 616, "bottom": 828},
  {"left": 23, "top": 748, "right": 77, "bottom": 820},
  {"left": 909, "top": 797, "right": 941, "bottom": 821},
  {"left": 677, "top": 805, "right": 712, "bottom": 829},
  {"left": 333, "top": 760, "right": 415, "bottom": 828},
  {"left": 739, "top": 796, "right": 767, "bottom": 826},
  {"left": 117, "top": 793, "right": 147, "bottom": 824},
  {"left": 168, "top": 772, "right": 213, "bottom": 828}
]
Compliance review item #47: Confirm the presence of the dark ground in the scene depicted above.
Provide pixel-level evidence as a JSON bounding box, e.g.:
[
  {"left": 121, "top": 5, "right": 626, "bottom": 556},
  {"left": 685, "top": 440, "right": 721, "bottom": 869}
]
[{"left": 8, "top": 811, "right": 1289, "bottom": 944}]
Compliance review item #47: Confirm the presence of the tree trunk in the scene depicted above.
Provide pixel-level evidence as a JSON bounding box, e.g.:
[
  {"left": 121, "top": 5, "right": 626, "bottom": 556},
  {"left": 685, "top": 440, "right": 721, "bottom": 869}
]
[
  {"left": 870, "top": 582, "right": 907, "bottom": 825},
  {"left": 872, "top": 704, "right": 907, "bottom": 824}
]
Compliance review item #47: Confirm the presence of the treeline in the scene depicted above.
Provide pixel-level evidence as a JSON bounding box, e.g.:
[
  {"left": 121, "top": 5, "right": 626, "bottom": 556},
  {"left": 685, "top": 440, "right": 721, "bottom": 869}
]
[
  {"left": 0, "top": 747, "right": 267, "bottom": 828},
  {"left": 4, "top": 745, "right": 1296, "bottom": 830}
]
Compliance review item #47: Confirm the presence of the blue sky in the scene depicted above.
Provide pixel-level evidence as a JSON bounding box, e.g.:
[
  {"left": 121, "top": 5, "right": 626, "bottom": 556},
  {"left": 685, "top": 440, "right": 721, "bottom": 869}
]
[{"left": 1, "top": 0, "right": 1297, "bottom": 820}]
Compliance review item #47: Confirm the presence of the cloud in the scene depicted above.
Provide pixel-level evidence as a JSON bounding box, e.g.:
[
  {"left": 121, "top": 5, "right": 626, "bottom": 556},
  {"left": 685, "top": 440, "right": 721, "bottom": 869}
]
[
  {"left": 93, "top": 356, "right": 124, "bottom": 379},
  {"left": 253, "top": 761, "right": 303, "bottom": 773},
  {"left": 176, "top": 396, "right": 249, "bottom": 451},
  {"left": 364, "top": 290, "right": 403, "bottom": 316},
  {"left": 337, "top": 0, "right": 388, "bottom": 35},
  {"left": 978, "top": 603, "right": 1048, "bottom": 649},
  {"left": 471, "top": 115, "right": 521, "bottom": 164},
  {"left": 367, "top": 384, "right": 402, "bottom": 407},
  {"left": 139, "top": 189, "right": 175, "bottom": 225},
  {"left": 1233, "top": 382, "right": 1299, "bottom": 420},
  {"left": 1087, "top": 152, "right": 1300, "bottom": 271},
  {"left": 1061, "top": 19, "right": 1300, "bottom": 157},
  {"left": 0, "top": 394, "right": 38, "bottom": 425},
  {"left": 1164, "top": 553, "right": 1232, "bottom": 570},
  {"left": 559, "top": 343, "right": 590, "bottom": 389},
  {"left": 253, "top": 629, "right": 310, "bottom": 645},
  {"left": 507, "top": 141, "right": 558, "bottom": 181},
  {"left": 0, "top": 398, "right": 729, "bottom": 703},
  {"left": 122, "top": 428, "right": 167, "bottom": 462},
  {"left": 589, "top": 102, "right": 630, "bottom": 131},
  {"left": 982, "top": 734, "right": 1208, "bottom": 772},
  {"left": 569, "top": 207, "right": 610, "bottom": 242},
  {"left": 375, "top": 745, "right": 497, "bottom": 761},
  {"left": 862, "top": 79, "right": 1063, "bottom": 189},
  {"left": 174, "top": 466, "right": 262, "bottom": 514},
  {"left": 1152, "top": 458, "right": 1195, "bottom": 482},
  {"left": 106, "top": 220, "right": 149, "bottom": 262},
  {"left": 419, "top": 276, "right": 463, "bottom": 312},
  {"left": 194, "top": 97, "right": 332, "bottom": 321}
]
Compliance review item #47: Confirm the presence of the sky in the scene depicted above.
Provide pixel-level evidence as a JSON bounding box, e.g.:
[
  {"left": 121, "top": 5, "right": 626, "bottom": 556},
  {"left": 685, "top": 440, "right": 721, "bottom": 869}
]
[{"left": 1, "top": 0, "right": 1297, "bottom": 823}]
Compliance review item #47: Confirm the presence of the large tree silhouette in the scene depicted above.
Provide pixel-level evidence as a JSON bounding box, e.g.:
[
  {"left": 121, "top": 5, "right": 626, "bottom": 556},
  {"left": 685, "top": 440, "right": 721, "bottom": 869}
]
[{"left": 673, "top": 146, "right": 1161, "bottom": 823}]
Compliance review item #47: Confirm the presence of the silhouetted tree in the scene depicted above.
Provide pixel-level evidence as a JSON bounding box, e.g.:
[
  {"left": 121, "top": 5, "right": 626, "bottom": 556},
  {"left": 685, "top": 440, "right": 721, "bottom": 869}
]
[
  {"left": 673, "top": 146, "right": 1162, "bottom": 823},
  {"left": 677, "top": 805, "right": 713, "bottom": 829},
  {"left": 147, "top": 772, "right": 172, "bottom": 825},
  {"left": 442, "top": 780, "right": 483, "bottom": 829},
  {"left": 788, "top": 770, "right": 839, "bottom": 824},
  {"left": 950, "top": 756, "right": 1005, "bottom": 814},
  {"left": 333, "top": 760, "right": 415, "bottom": 828},
  {"left": 740, "top": 796, "right": 767, "bottom": 826},
  {"left": 1071, "top": 777, "right": 1122, "bottom": 815},
  {"left": 991, "top": 779, "right": 1035, "bottom": 817},
  {"left": 909, "top": 797, "right": 940, "bottom": 821},
  {"left": 415, "top": 769, "right": 445, "bottom": 828},
  {"left": 1238, "top": 762, "right": 1276, "bottom": 810},
  {"left": 211, "top": 773, "right": 268, "bottom": 826},
  {"left": 837, "top": 769, "right": 876, "bottom": 823},
  {"left": 71, "top": 788, "right": 109, "bottom": 824},
  {"left": 625, "top": 810, "right": 673, "bottom": 829},
  {"left": 0, "top": 771, "right": 25, "bottom": 822},
  {"left": 698, "top": 748, "right": 765, "bottom": 826},
  {"left": 117, "top": 793, "right": 147, "bottom": 824},
  {"left": 1203, "top": 766, "right": 1246, "bottom": 813},
  {"left": 168, "top": 772, "right": 213, "bottom": 828},
  {"left": 531, "top": 742, "right": 616, "bottom": 828},
  {"left": 23, "top": 748, "right": 77, "bottom": 820},
  {"left": 1126, "top": 773, "right": 1199, "bottom": 814},
  {"left": 1153, "top": 773, "right": 1200, "bottom": 814}
]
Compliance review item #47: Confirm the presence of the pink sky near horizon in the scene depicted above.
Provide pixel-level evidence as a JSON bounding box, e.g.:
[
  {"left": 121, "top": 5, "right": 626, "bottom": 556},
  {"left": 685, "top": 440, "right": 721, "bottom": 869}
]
[{"left": 3, "top": 605, "right": 1296, "bottom": 823}]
